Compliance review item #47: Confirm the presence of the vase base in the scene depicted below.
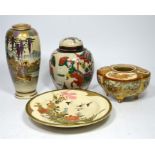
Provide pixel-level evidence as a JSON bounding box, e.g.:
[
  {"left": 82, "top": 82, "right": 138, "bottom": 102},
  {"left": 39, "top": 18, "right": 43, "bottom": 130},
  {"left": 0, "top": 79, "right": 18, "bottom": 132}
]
[{"left": 15, "top": 90, "right": 37, "bottom": 99}]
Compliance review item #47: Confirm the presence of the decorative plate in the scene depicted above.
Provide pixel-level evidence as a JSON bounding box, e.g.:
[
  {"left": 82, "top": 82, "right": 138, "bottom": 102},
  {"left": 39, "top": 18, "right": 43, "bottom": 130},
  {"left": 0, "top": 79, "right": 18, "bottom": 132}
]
[{"left": 26, "top": 89, "right": 112, "bottom": 128}]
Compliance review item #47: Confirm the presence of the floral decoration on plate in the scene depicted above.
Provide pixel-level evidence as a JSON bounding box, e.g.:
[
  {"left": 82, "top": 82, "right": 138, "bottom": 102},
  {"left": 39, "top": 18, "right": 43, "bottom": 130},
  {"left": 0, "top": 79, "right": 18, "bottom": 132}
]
[{"left": 26, "top": 89, "right": 112, "bottom": 128}]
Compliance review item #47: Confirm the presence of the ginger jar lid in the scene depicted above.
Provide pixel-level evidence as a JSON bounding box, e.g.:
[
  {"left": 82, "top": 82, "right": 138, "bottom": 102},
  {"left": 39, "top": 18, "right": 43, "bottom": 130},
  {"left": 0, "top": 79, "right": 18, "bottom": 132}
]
[{"left": 59, "top": 37, "right": 84, "bottom": 52}]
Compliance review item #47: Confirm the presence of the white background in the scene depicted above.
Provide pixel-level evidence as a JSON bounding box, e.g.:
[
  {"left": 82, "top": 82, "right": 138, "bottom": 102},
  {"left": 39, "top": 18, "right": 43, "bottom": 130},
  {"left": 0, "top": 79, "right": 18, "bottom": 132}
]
[{"left": 0, "top": 15, "right": 155, "bottom": 138}]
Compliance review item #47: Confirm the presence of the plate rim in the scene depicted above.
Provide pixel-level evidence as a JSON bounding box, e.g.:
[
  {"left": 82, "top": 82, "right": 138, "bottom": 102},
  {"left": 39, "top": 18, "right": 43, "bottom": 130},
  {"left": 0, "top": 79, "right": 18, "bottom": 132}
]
[{"left": 25, "top": 89, "right": 112, "bottom": 128}]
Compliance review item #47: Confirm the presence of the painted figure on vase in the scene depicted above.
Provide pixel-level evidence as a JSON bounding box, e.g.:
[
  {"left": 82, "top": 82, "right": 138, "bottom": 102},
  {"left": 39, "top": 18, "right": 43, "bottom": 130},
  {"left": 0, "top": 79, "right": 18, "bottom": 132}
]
[{"left": 6, "top": 24, "right": 41, "bottom": 99}]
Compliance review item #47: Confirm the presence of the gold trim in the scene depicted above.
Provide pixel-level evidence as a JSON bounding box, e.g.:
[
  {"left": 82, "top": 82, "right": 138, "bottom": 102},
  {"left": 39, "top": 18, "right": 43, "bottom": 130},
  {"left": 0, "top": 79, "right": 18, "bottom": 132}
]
[
  {"left": 97, "top": 64, "right": 151, "bottom": 82},
  {"left": 111, "top": 64, "right": 136, "bottom": 72},
  {"left": 103, "top": 74, "right": 150, "bottom": 82},
  {"left": 12, "top": 23, "right": 31, "bottom": 31},
  {"left": 16, "top": 90, "right": 37, "bottom": 99},
  {"left": 25, "top": 89, "right": 112, "bottom": 128}
]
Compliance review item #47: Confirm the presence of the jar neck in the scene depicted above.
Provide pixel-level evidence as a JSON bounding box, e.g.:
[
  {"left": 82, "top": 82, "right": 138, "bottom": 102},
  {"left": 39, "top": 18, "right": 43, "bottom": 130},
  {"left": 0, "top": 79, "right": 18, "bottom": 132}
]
[{"left": 58, "top": 45, "right": 84, "bottom": 53}]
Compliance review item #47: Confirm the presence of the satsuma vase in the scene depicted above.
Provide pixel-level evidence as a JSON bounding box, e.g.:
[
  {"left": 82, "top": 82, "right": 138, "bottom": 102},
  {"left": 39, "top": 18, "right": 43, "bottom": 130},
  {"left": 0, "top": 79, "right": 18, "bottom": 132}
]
[{"left": 6, "top": 24, "right": 41, "bottom": 99}]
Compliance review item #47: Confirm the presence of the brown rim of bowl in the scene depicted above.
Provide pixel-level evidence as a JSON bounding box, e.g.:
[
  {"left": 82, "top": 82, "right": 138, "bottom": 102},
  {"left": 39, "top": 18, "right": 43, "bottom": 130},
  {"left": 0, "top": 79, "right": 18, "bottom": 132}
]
[
  {"left": 111, "top": 64, "right": 136, "bottom": 72},
  {"left": 97, "top": 67, "right": 150, "bottom": 82}
]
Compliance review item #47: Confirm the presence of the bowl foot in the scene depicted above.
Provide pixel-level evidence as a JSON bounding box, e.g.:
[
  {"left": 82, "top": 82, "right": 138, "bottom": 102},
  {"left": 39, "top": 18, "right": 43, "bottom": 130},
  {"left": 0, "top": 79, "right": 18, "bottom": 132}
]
[
  {"left": 116, "top": 97, "right": 124, "bottom": 103},
  {"left": 117, "top": 99, "right": 124, "bottom": 103},
  {"left": 103, "top": 89, "right": 109, "bottom": 96},
  {"left": 106, "top": 92, "right": 109, "bottom": 96},
  {"left": 134, "top": 95, "right": 139, "bottom": 100}
]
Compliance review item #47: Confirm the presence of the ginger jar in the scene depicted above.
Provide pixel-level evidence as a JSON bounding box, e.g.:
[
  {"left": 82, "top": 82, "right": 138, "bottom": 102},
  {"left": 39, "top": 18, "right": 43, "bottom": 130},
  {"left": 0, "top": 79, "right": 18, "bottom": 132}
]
[
  {"left": 6, "top": 24, "right": 41, "bottom": 99},
  {"left": 49, "top": 37, "right": 94, "bottom": 89},
  {"left": 97, "top": 64, "right": 151, "bottom": 102}
]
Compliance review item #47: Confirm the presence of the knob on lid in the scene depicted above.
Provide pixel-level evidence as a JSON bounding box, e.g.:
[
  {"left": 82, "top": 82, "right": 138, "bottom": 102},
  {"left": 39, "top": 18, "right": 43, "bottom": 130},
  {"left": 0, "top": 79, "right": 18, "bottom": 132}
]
[{"left": 59, "top": 37, "right": 84, "bottom": 52}]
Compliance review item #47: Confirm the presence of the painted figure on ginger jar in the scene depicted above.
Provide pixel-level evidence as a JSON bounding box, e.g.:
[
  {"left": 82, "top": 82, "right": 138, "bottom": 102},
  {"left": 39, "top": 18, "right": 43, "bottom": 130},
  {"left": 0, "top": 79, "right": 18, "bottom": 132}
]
[
  {"left": 6, "top": 24, "right": 41, "bottom": 99},
  {"left": 49, "top": 37, "right": 94, "bottom": 89}
]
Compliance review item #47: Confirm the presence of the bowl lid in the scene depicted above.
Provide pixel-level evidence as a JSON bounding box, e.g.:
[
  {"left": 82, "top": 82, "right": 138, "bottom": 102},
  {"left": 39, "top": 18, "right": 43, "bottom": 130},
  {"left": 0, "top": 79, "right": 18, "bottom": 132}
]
[{"left": 59, "top": 37, "right": 84, "bottom": 52}]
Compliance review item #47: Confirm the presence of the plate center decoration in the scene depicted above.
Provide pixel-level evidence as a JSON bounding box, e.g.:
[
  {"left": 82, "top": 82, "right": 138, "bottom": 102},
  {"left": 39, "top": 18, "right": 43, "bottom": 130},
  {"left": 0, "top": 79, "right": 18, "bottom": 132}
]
[{"left": 26, "top": 89, "right": 112, "bottom": 128}]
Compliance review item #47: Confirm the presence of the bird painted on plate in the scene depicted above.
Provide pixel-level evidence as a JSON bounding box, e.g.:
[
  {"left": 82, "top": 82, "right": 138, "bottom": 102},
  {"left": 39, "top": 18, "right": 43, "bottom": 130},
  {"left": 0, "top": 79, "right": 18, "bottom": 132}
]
[
  {"left": 86, "top": 102, "right": 92, "bottom": 107},
  {"left": 66, "top": 101, "right": 72, "bottom": 105}
]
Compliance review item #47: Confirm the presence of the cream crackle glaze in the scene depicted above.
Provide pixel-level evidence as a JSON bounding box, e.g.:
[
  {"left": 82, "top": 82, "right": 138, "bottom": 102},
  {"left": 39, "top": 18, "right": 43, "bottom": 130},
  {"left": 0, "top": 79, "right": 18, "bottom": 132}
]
[
  {"left": 49, "top": 37, "right": 94, "bottom": 89},
  {"left": 97, "top": 64, "right": 151, "bottom": 102},
  {"left": 6, "top": 24, "right": 41, "bottom": 99}
]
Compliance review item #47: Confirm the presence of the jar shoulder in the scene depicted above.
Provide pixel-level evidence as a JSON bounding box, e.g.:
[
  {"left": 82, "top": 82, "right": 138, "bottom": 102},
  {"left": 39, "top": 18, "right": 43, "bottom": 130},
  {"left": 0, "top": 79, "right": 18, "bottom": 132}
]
[{"left": 51, "top": 49, "right": 93, "bottom": 59}]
